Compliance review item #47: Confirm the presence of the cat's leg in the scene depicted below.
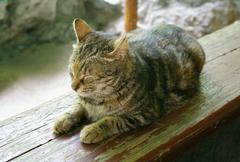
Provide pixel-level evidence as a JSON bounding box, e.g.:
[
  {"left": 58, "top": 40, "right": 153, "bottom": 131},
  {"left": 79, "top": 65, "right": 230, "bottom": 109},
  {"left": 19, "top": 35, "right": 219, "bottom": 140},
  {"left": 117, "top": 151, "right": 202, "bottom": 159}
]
[
  {"left": 53, "top": 101, "right": 87, "bottom": 135},
  {"left": 80, "top": 112, "right": 153, "bottom": 144}
]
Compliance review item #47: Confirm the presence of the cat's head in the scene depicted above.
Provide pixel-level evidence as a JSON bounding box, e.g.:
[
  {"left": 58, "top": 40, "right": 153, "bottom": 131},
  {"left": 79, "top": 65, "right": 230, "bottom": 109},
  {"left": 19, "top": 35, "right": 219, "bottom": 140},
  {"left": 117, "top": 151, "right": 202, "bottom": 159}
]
[{"left": 69, "top": 18, "right": 132, "bottom": 99}]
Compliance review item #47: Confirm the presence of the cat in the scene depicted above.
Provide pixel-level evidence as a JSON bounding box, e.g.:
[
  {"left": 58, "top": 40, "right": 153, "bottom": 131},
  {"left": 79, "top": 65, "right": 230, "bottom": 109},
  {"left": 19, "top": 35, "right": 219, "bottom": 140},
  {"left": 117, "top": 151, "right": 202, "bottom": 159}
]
[{"left": 53, "top": 18, "right": 205, "bottom": 144}]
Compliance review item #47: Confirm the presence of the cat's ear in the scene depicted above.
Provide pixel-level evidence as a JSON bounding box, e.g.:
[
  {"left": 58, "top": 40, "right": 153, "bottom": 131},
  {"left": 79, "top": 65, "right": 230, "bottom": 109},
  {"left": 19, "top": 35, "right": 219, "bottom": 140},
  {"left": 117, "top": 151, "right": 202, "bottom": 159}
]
[
  {"left": 73, "top": 18, "right": 92, "bottom": 42},
  {"left": 104, "top": 34, "right": 128, "bottom": 61}
]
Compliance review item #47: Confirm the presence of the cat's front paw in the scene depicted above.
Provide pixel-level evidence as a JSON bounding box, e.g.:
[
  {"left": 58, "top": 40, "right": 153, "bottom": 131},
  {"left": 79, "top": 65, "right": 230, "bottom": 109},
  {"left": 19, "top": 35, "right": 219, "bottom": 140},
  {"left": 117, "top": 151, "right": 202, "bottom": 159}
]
[
  {"left": 53, "top": 114, "right": 76, "bottom": 135},
  {"left": 80, "top": 124, "right": 106, "bottom": 144}
]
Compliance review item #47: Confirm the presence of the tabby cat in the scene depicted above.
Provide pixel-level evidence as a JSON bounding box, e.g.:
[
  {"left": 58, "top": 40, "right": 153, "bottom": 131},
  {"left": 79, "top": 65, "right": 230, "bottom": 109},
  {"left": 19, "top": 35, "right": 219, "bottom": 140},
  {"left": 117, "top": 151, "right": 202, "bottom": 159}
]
[{"left": 53, "top": 18, "right": 205, "bottom": 144}]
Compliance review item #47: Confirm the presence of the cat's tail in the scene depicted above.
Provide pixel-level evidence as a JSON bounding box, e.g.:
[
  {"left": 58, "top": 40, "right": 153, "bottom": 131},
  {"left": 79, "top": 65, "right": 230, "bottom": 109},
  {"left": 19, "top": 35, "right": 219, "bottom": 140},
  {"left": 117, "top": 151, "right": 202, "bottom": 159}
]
[{"left": 181, "top": 33, "right": 206, "bottom": 74}]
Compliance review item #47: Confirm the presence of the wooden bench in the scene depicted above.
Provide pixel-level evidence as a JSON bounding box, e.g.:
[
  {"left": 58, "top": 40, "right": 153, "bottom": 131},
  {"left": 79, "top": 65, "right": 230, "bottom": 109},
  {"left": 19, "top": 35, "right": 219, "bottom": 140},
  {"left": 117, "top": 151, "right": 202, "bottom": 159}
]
[{"left": 1, "top": 21, "right": 240, "bottom": 162}]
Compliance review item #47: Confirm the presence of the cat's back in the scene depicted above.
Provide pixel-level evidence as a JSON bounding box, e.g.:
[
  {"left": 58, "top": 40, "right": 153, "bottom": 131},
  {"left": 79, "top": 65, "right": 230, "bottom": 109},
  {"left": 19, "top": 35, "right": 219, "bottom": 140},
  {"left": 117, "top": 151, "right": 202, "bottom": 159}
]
[
  {"left": 127, "top": 24, "right": 184, "bottom": 52},
  {"left": 127, "top": 24, "right": 185, "bottom": 60},
  {"left": 127, "top": 24, "right": 205, "bottom": 73}
]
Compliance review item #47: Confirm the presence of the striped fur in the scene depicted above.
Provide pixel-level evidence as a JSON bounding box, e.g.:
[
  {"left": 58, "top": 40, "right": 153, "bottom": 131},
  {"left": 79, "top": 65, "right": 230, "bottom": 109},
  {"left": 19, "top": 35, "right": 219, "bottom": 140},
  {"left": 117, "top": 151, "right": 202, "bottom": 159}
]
[{"left": 53, "top": 19, "right": 205, "bottom": 144}]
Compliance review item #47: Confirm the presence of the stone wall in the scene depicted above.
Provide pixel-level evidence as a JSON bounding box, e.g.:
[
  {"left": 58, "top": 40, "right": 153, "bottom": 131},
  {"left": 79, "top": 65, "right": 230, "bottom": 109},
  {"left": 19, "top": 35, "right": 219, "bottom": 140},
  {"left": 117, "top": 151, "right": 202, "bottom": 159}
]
[
  {"left": 0, "top": 0, "right": 120, "bottom": 49},
  {"left": 108, "top": 0, "right": 240, "bottom": 38}
]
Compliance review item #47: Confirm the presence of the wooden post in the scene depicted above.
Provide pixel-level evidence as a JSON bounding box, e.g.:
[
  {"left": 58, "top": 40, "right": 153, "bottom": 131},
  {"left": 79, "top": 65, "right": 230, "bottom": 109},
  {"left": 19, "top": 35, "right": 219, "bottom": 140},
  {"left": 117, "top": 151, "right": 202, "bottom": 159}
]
[{"left": 124, "top": 0, "right": 138, "bottom": 32}]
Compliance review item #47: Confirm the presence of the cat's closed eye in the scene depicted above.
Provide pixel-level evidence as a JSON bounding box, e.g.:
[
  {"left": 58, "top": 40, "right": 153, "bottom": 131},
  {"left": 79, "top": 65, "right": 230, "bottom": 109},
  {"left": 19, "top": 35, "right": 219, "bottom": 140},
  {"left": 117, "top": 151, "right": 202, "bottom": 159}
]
[{"left": 83, "top": 76, "right": 95, "bottom": 84}]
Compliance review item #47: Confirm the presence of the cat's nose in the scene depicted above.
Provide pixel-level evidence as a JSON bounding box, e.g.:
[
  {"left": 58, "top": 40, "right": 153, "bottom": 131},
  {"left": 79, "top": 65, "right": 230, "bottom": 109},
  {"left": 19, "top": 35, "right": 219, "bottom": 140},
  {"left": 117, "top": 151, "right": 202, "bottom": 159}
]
[{"left": 71, "top": 81, "right": 80, "bottom": 91}]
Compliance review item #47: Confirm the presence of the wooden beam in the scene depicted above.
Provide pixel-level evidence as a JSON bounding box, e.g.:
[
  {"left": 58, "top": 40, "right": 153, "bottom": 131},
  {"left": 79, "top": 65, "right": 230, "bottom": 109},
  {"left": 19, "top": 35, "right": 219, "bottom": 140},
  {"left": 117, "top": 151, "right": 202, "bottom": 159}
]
[
  {"left": 0, "top": 21, "right": 240, "bottom": 162},
  {"left": 124, "top": 0, "right": 138, "bottom": 32}
]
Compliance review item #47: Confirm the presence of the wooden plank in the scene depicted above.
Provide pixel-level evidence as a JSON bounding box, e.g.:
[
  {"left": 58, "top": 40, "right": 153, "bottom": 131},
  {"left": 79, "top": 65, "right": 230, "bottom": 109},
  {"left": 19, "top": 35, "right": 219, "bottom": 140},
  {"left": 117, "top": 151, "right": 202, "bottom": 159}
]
[
  {"left": 0, "top": 21, "right": 240, "bottom": 162},
  {"left": 198, "top": 21, "right": 240, "bottom": 62},
  {"left": 174, "top": 111, "right": 240, "bottom": 162}
]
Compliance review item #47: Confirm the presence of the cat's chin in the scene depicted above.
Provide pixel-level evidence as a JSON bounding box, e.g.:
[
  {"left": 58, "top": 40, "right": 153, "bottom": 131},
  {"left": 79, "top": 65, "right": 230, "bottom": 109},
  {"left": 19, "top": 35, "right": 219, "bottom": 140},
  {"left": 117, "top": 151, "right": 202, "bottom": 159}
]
[
  {"left": 76, "top": 91, "right": 92, "bottom": 97},
  {"left": 76, "top": 89, "right": 112, "bottom": 99}
]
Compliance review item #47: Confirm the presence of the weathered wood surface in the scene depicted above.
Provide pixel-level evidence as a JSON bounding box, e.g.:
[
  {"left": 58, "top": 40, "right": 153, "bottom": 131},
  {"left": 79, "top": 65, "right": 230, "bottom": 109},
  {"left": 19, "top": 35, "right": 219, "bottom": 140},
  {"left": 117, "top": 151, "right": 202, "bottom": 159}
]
[
  {"left": 175, "top": 114, "right": 240, "bottom": 162},
  {"left": 1, "top": 21, "right": 240, "bottom": 162}
]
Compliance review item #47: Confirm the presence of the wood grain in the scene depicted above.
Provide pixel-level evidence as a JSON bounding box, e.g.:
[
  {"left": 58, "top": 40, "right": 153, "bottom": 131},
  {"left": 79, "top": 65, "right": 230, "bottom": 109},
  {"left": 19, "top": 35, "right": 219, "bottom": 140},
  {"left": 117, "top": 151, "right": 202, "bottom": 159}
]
[{"left": 0, "top": 21, "right": 240, "bottom": 162}]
